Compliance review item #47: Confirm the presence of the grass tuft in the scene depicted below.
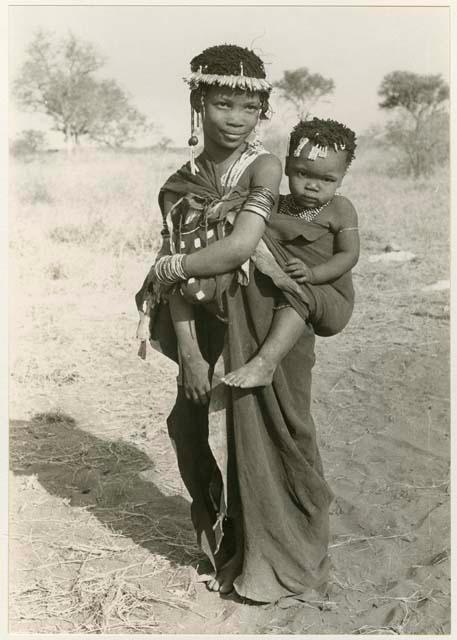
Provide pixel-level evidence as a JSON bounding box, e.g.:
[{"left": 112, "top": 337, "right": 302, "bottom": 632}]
[{"left": 31, "top": 411, "right": 77, "bottom": 425}]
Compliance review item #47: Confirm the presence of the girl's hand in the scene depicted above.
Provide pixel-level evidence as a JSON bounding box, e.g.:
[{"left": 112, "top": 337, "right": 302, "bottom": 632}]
[
  {"left": 181, "top": 354, "right": 211, "bottom": 405},
  {"left": 284, "top": 259, "right": 315, "bottom": 284}
]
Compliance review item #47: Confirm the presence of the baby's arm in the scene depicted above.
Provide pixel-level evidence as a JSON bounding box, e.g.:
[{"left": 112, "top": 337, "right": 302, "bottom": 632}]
[
  {"left": 285, "top": 196, "right": 359, "bottom": 285},
  {"left": 183, "top": 154, "right": 282, "bottom": 277},
  {"left": 313, "top": 196, "right": 359, "bottom": 284}
]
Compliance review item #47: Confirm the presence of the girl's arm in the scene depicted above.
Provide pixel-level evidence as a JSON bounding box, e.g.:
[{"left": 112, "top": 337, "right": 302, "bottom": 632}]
[
  {"left": 156, "top": 154, "right": 280, "bottom": 403},
  {"left": 184, "top": 154, "right": 282, "bottom": 277}
]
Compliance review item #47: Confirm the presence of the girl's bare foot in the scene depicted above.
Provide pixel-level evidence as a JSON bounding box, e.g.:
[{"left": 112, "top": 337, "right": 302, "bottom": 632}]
[
  {"left": 222, "top": 355, "right": 276, "bottom": 388},
  {"left": 207, "top": 549, "right": 243, "bottom": 594}
]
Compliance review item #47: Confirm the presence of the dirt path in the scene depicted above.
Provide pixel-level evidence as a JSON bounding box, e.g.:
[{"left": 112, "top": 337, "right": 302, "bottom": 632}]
[{"left": 9, "top": 246, "right": 450, "bottom": 633}]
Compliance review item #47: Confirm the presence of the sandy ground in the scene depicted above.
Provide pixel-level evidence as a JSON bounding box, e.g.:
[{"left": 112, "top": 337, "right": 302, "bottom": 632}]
[
  {"left": 9, "top": 253, "right": 450, "bottom": 635},
  {"left": 8, "top": 152, "right": 450, "bottom": 634}
]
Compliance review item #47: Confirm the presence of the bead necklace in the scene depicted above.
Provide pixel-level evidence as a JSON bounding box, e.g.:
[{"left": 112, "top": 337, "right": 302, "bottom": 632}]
[{"left": 279, "top": 194, "right": 331, "bottom": 222}]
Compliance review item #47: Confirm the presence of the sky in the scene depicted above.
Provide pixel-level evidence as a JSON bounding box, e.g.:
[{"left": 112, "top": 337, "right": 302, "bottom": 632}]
[{"left": 9, "top": 4, "right": 450, "bottom": 147}]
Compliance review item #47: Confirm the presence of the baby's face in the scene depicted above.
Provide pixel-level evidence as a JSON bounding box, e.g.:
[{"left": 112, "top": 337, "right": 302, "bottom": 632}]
[{"left": 286, "top": 144, "right": 348, "bottom": 208}]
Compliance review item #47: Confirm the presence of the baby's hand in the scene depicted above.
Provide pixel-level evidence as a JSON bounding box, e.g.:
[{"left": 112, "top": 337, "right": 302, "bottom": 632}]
[{"left": 284, "top": 259, "right": 315, "bottom": 284}]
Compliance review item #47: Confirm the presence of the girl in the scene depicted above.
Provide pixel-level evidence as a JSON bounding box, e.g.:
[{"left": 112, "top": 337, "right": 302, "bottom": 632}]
[
  {"left": 137, "top": 45, "right": 332, "bottom": 602},
  {"left": 223, "top": 117, "right": 360, "bottom": 388}
]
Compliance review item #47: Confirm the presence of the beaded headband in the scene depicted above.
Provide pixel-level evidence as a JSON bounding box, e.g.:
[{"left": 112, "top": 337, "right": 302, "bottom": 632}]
[
  {"left": 185, "top": 67, "right": 272, "bottom": 93},
  {"left": 288, "top": 135, "right": 347, "bottom": 161}
]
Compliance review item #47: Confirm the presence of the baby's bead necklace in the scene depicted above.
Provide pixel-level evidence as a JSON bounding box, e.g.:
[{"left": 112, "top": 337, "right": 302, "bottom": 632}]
[{"left": 279, "top": 194, "right": 332, "bottom": 222}]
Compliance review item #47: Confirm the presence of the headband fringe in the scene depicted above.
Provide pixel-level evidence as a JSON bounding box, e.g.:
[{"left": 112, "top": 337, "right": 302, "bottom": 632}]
[{"left": 185, "top": 71, "right": 272, "bottom": 92}]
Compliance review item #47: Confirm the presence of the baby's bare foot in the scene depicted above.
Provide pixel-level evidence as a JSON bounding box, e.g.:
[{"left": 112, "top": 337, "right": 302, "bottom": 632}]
[{"left": 222, "top": 356, "right": 276, "bottom": 388}]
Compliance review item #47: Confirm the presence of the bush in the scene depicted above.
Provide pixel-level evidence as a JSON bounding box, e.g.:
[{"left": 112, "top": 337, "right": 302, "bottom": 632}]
[
  {"left": 10, "top": 130, "right": 47, "bottom": 157},
  {"left": 46, "top": 261, "right": 67, "bottom": 280},
  {"left": 20, "top": 180, "right": 53, "bottom": 205},
  {"left": 384, "top": 111, "right": 449, "bottom": 178},
  {"left": 49, "top": 219, "right": 107, "bottom": 246}
]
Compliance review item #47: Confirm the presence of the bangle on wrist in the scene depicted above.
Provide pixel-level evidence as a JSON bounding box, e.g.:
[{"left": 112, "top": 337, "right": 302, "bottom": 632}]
[
  {"left": 154, "top": 254, "right": 189, "bottom": 285},
  {"left": 182, "top": 254, "right": 190, "bottom": 279}
]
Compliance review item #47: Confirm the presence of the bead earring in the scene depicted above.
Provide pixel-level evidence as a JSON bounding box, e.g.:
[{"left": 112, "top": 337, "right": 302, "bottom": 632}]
[{"left": 188, "top": 105, "right": 199, "bottom": 174}]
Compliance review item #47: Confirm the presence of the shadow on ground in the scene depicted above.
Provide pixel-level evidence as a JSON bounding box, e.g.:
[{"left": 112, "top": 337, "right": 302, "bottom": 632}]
[{"left": 10, "top": 412, "right": 200, "bottom": 567}]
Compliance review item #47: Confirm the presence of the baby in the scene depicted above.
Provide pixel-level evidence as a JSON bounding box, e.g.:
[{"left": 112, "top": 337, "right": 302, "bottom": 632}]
[{"left": 223, "top": 117, "right": 360, "bottom": 388}]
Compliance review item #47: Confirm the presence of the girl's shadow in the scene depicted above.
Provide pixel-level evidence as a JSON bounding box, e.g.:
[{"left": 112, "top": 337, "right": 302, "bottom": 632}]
[{"left": 9, "top": 412, "right": 200, "bottom": 567}]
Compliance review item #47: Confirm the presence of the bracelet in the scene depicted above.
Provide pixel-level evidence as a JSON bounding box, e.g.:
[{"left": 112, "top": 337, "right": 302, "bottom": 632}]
[
  {"left": 154, "top": 254, "right": 190, "bottom": 285},
  {"left": 242, "top": 186, "right": 276, "bottom": 222}
]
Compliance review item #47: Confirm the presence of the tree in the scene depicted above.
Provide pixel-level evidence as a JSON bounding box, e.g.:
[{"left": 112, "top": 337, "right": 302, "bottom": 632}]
[
  {"left": 67, "top": 77, "right": 149, "bottom": 148},
  {"left": 273, "top": 68, "right": 335, "bottom": 119},
  {"left": 378, "top": 71, "right": 449, "bottom": 118},
  {"left": 378, "top": 71, "right": 449, "bottom": 177},
  {"left": 13, "top": 30, "right": 148, "bottom": 149}
]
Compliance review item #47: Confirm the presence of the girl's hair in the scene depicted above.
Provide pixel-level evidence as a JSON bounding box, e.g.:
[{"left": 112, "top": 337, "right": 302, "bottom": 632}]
[
  {"left": 289, "top": 118, "right": 357, "bottom": 165},
  {"left": 189, "top": 44, "right": 271, "bottom": 119},
  {"left": 190, "top": 44, "right": 267, "bottom": 78}
]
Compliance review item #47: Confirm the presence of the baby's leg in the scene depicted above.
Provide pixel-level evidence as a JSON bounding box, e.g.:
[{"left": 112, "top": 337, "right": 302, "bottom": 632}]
[
  {"left": 223, "top": 305, "right": 307, "bottom": 388},
  {"left": 169, "top": 292, "right": 212, "bottom": 405}
]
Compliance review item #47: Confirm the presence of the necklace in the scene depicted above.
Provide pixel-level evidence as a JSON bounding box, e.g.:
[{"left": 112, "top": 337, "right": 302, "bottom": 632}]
[{"left": 279, "top": 194, "right": 331, "bottom": 222}]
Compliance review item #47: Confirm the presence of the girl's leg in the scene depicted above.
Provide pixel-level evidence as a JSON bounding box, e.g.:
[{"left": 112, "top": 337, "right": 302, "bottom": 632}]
[
  {"left": 208, "top": 516, "right": 243, "bottom": 594},
  {"left": 223, "top": 305, "right": 307, "bottom": 388}
]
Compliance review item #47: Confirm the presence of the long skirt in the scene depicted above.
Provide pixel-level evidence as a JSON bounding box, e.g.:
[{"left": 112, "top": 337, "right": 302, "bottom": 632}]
[{"left": 152, "top": 266, "right": 333, "bottom": 603}]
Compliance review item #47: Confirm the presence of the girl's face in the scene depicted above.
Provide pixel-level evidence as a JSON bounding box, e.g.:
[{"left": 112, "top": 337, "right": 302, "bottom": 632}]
[
  {"left": 286, "top": 144, "right": 348, "bottom": 208},
  {"left": 200, "top": 87, "right": 261, "bottom": 152}
]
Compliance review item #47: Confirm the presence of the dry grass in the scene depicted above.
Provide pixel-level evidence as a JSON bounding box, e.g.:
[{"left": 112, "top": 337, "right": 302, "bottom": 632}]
[
  {"left": 9, "top": 149, "right": 186, "bottom": 289},
  {"left": 10, "top": 405, "right": 205, "bottom": 633},
  {"left": 10, "top": 477, "right": 202, "bottom": 633},
  {"left": 8, "top": 145, "right": 450, "bottom": 634}
]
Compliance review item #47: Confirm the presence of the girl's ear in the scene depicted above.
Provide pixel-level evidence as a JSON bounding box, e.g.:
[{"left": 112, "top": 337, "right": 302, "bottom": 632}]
[{"left": 284, "top": 157, "right": 290, "bottom": 177}]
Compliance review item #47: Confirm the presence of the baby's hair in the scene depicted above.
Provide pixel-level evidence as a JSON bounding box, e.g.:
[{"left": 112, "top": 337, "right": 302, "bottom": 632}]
[
  {"left": 190, "top": 44, "right": 271, "bottom": 119},
  {"left": 289, "top": 118, "right": 357, "bottom": 166}
]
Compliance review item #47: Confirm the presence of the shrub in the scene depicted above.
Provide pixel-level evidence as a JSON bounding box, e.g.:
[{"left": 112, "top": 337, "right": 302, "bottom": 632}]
[
  {"left": 46, "top": 261, "right": 67, "bottom": 280},
  {"left": 19, "top": 180, "right": 53, "bottom": 204},
  {"left": 10, "top": 129, "right": 47, "bottom": 157}
]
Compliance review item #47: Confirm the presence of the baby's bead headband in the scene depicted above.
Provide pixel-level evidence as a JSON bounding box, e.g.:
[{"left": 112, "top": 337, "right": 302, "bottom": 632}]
[{"left": 290, "top": 135, "right": 347, "bottom": 161}]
